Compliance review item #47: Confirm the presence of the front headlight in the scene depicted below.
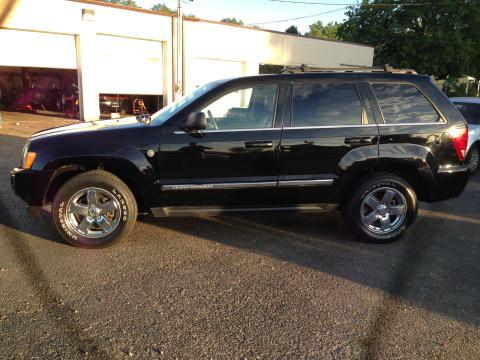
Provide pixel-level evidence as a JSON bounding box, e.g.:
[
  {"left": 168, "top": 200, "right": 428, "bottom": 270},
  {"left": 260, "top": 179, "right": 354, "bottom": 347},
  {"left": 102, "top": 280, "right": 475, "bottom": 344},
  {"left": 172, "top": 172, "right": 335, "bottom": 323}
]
[{"left": 21, "top": 141, "right": 36, "bottom": 169}]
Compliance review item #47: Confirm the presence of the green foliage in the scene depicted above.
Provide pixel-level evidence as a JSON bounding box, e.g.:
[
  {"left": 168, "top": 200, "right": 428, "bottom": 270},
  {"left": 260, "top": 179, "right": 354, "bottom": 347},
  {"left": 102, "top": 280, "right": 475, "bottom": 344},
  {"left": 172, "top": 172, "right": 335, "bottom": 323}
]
[
  {"left": 151, "top": 3, "right": 175, "bottom": 14},
  {"left": 221, "top": 17, "right": 244, "bottom": 25},
  {"left": 99, "top": 0, "right": 139, "bottom": 7},
  {"left": 305, "top": 21, "right": 341, "bottom": 40},
  {"left": 285, "top": 25, "right": 300, "bottom": 35},
  {"left": 338, "top": 0, "right": 480, "bottom": 79},
  {"left": 440, "top": 76, "right": 480, "bottom": 97}
]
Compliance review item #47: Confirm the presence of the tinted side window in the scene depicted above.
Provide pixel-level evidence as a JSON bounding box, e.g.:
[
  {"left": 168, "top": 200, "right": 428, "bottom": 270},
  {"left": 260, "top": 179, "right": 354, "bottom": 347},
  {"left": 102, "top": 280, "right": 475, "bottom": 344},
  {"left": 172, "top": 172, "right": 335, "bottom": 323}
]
[
  {"left": 292, "top": 83, "right": 362, "bottom": 127},
  {"left": 201, "top": 84, "right": 278, "bottom": 130},
  {"left": 454, "top": 102, "right": 480, "bottom": 125},
  {"left": 372, "top": 83, "right": 440, "bottom": 124}
]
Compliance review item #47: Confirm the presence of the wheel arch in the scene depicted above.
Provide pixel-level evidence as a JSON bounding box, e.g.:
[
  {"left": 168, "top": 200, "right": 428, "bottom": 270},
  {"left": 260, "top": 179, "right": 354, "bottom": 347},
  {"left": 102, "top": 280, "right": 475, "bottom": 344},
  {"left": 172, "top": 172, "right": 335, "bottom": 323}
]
[
  {"left": 43, "top": 157, "right": 154, "bottom": 213},
  {"left": 468, "top": 140, "right": 480, "bottom": 152},
  {"left": 336, "top": 158, "right": 436, "bottom": 208}
]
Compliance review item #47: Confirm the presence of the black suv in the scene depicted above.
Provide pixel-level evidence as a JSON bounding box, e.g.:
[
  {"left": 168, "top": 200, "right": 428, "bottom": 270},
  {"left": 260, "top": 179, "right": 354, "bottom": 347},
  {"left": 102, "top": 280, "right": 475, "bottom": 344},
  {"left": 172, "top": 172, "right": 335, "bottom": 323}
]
[{"left": 11, "top": 67, "right": 470, "bottom": 248}]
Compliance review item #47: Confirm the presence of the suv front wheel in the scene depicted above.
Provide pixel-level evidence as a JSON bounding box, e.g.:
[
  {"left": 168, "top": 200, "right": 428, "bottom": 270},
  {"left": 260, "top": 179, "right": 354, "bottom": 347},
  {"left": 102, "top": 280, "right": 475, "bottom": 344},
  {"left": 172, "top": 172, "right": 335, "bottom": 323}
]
[
  {"left": 52, "top": 170, "right": 138, "bottom": 248},
  {"left": 342, "top": 173, "right": 418, "bottom": 243}
]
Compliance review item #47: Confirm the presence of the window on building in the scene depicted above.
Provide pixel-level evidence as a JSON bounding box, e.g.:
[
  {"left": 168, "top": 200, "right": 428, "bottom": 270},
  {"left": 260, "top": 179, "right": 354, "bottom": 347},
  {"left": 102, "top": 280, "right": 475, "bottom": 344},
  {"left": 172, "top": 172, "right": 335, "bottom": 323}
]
[
  {"left": 200, "top": 84, "right": 278, "bottom": 130},
  {"left": 372, "top": 83, "right": 440, "bottom": 124},
  {"left": 292, "top": 83, "right": 362, "bottom": 127}
]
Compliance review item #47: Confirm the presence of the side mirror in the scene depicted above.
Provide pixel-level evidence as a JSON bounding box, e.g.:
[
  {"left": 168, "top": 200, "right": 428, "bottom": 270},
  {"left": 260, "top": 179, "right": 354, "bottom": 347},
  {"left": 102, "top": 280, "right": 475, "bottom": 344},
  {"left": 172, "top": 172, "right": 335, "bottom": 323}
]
[{"left": 183, "top": 111, "right": 206, "bottom": 131}]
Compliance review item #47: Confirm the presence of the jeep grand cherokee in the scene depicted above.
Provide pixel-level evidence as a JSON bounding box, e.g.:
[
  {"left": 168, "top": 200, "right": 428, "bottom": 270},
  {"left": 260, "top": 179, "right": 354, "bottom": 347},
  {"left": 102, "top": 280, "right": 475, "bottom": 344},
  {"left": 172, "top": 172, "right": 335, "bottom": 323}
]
[{"left": 11, "top": 67, "right": 470, "bottom": 248}]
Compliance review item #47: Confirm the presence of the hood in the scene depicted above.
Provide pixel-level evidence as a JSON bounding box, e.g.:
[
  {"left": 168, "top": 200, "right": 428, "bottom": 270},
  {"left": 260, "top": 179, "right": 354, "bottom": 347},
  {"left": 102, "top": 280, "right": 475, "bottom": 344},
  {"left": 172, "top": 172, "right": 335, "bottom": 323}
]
[{"left": 30, "top": 117, "right": 145, "bottom": 140}]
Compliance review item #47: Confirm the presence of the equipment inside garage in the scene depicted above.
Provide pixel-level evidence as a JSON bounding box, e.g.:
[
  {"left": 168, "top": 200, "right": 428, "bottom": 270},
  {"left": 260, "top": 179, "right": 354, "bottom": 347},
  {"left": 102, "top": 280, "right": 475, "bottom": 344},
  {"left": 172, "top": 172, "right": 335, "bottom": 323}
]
[
  {"left": 99, "top": 94, "right": 162, "bottom": 118},
  {"left": 97, "top": 35, "right": 164, "bottom": 118},
  {"left": 0, "top": 28, "right": 165, "bottom": 120},
  {"left": 0, "top": 66, "right": 162, "bottom": 119},
  {"left": 0, "top": 66, "right": 78, "bottom": 117}
]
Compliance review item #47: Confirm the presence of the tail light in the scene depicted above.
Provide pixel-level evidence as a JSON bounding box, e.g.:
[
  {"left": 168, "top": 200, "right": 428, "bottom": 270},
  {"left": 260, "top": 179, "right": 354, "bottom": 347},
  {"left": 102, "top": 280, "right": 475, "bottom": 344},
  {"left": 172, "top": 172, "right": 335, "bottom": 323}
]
[{"left": 448, "top": 125, "right": 468, "bottom": 162}]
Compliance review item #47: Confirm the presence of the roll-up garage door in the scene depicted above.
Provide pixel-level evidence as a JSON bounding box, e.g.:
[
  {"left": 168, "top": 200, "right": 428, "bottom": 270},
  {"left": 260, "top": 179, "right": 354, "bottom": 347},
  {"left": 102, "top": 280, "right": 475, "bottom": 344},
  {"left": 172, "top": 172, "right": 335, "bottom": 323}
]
[
  {"left": 96, "top": 35, "right": 163, "bottom": 95},
  {"left": 191, "top": 58, "right": 245, "bottom": 89},
  {"left": 0, "top": 29, "right": 77, "bottom": 69}
]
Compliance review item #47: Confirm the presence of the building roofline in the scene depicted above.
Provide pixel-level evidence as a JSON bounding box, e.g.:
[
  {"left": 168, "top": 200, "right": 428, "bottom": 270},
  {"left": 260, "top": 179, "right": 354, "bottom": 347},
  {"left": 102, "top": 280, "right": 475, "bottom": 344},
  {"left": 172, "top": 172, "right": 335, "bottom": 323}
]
[
  {"left": 67, "top": 0, "right": 175, "bottom": 18},
  {"left": 183, "top": 17, "right": 374, "bottom": 49},
  {"left": 67, "top": 0, "right": 374, "bottom": 49}
]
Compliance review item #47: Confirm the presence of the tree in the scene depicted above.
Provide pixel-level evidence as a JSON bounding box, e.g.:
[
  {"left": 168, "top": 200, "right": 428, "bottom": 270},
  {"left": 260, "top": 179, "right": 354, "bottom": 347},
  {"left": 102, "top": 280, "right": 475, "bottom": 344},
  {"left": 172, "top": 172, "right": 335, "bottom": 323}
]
[
  {"left": 285, "top": 25, "right": 300, "bottom": 35},
  {"left": 305, "top": 21, "right": 341, "bottom": 40},
  {"left": 151, "top": 3, "right": 175, "bottom": 14},
  {"left": 220, "top": 17, "right": 244, "bottom": 25},
  {"left": 338, "top": 0, "right": 480, "bottom": 79},
  {"left": 150, "top": 3, "right": 195, "bottom": 17},
  {"left": 99, "top": 0, "right": 139, "bottom": 7}
]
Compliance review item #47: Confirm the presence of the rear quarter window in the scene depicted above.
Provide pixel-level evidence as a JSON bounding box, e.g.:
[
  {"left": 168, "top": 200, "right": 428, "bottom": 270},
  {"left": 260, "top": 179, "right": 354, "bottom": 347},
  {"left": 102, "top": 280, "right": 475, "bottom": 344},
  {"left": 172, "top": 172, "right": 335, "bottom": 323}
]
[
  {"left": 292, "top": 82, "right": 363, "bottom": 127},
  {"left": 454, "top": 102, "right": 480, "bottom": 125},
  {"left": 372, "top": 83, "right": 440, "bottom": 124}
]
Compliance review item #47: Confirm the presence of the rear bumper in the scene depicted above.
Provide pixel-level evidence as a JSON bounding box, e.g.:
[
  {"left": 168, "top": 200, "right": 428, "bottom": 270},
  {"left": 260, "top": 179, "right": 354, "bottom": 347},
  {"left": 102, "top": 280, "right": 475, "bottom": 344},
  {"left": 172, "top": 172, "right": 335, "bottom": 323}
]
[
  {"left": 11, "top": 167, "right": 53, "bottom": 207},
  {"left": 430, "top": 164, "right": 469, "bottom": 202}
]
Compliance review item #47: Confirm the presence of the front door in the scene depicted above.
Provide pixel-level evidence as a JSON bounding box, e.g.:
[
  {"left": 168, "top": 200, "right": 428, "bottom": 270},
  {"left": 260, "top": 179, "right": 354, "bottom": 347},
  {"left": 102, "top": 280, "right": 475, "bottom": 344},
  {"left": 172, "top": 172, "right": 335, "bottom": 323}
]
[{"left": 157, "top": 82, "right": 283, "bottom": 209}]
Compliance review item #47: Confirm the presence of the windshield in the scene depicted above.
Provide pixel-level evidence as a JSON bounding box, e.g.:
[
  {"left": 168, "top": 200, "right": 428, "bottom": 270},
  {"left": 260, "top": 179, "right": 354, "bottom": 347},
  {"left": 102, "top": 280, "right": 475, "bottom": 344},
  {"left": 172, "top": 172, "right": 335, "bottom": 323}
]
[{"left": 150, "top": 80, "right": 224, "bottom": 125}]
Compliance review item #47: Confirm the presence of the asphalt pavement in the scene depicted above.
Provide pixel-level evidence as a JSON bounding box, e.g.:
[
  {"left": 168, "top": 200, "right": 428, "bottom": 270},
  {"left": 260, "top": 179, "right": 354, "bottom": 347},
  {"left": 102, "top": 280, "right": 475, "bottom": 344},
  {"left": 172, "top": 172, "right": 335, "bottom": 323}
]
[{"left": 1, "top": 112, "right": 480, "bottom": 359}]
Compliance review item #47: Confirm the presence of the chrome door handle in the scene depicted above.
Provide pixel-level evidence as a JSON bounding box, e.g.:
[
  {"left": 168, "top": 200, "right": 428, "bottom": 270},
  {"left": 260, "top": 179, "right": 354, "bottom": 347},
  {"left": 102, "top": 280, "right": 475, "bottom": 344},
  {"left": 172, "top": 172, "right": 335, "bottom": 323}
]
[
  {"left": 244, "top": 141, "right": 273, "bottom": 149},
  {"left": 345, "top": 137, "right": 374, "bottom": 145}
]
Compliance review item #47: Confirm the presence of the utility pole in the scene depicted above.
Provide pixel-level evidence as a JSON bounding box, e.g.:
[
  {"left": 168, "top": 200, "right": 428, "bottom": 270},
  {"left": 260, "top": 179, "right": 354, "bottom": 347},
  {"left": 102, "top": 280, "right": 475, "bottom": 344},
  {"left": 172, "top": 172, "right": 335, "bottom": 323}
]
[{"left": 175, "top": 0, "right": 183, "bottom": 99}]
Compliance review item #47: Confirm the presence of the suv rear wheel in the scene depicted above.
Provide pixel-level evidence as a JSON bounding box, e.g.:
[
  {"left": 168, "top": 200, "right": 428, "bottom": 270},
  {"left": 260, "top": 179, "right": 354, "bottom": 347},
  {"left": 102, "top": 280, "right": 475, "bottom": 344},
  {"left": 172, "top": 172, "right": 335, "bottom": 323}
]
[
  {"left": 342, "top": 173, "right": 418, "bottom": 243},
  {"left": 52, "top": 170, "right": 137, "bottom": 248}
]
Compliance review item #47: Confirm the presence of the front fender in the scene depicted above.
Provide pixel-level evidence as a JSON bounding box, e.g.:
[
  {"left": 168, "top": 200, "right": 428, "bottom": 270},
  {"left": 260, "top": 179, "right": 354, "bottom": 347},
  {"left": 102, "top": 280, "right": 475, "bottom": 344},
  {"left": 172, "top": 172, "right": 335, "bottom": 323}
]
[{"left": 44, "top": 152, "right": 157, "bottom": 210}]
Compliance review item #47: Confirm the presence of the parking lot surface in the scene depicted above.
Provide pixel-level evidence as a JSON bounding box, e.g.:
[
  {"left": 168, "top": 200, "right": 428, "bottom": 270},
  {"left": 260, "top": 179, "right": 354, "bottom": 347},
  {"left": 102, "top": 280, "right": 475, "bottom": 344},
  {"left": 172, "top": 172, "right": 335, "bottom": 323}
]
[{"left": 1, "top": 112, "right": 480, "bottom": 359}]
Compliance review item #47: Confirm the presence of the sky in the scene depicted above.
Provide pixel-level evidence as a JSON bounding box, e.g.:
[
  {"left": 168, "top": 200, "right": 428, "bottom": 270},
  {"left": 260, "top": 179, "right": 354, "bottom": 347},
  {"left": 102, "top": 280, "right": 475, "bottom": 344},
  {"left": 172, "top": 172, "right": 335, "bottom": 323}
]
[{"left": 135, "top": 0, "right": 350, "bottom": 33}]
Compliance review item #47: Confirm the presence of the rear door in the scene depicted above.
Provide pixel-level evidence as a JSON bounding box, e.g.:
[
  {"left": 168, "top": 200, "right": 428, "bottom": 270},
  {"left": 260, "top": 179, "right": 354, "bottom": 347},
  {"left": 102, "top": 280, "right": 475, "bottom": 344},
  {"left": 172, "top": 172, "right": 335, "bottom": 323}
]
[
  {"left": 367, "top": 81, "right": 449, "bottom": 167},
  {"left": 278, "top": 79, "right": 379, "bottom": 206}
]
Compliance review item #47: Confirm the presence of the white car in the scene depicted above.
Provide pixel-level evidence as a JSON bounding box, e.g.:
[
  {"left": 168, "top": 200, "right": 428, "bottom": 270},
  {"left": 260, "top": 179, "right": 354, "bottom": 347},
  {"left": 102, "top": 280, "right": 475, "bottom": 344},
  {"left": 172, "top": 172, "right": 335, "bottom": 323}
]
[{"left": 451, "top": 97, "right": 480, "bottom": 173}]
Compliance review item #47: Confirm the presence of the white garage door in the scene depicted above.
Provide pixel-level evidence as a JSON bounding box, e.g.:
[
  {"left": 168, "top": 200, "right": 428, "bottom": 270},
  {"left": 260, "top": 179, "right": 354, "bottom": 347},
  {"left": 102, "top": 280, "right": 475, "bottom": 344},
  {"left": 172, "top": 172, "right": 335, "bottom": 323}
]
[
  {"left": 190, "top": 58, "right": 245, "bottom": 90},
  {"left": 0, "top": 30, "right": 77, "bottom": 69},
  {"left": 96, "top": 35, "right": 163, "bottom": 95}
]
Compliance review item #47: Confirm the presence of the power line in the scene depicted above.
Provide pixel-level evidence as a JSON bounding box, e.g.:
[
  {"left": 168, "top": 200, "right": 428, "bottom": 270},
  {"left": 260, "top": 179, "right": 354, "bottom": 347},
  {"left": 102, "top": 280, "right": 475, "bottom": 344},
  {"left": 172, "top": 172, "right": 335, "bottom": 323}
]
[
  {"left": 247, "top": 7, "right": 347, "bottom": 25},
  {"left": 269, "top": 0, "right": 472, "bottom": 5},
  {"left": 248, "top": 0, "right": 473, "bottom": 27}
]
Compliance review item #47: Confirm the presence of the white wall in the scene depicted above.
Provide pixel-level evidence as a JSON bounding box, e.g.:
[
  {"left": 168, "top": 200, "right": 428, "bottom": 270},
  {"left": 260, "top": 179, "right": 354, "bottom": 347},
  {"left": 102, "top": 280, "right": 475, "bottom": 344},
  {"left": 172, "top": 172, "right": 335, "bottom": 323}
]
[
  {"left": 0, "top": 0, "right": 172, "bottom": 41},
  {"left": 183, "top": 19, "right": 374, "bottom": 93}
]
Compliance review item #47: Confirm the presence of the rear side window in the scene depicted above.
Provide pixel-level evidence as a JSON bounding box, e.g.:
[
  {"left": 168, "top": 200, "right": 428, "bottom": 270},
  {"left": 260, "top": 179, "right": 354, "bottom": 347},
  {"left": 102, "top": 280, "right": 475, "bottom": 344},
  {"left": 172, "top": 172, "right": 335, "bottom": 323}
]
[
  {"left": 292, "top": 83, "right": 362, "bottom": 127},
  {"left": 454, "top": 102, "right": 480, "bottom": 125},
  {"left": 372, "top": 83, "right": 440, "bottom": 124}
]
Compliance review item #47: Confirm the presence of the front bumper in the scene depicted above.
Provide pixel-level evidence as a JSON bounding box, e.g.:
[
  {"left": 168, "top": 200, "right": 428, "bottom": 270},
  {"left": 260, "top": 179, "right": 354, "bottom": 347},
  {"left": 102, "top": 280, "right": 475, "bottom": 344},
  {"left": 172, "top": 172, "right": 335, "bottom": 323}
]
[{"left": 11, "top": 167, "right": 54, "bottom": 207}]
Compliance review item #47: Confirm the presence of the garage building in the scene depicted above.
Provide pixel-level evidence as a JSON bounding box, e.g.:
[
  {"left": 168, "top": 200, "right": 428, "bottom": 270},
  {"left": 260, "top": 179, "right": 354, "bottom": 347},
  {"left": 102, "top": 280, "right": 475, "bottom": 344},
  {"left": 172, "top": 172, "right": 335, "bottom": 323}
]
[{"left": 0, "top": 0, "right": 374, "bottom": 121}]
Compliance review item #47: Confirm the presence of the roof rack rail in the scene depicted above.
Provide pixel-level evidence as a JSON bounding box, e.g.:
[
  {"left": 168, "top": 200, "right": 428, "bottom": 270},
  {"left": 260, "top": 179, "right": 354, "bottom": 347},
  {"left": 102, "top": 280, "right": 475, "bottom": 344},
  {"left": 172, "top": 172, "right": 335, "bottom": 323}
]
[{"left": 280, "top": 64, "right": 417, "bottom": 75}]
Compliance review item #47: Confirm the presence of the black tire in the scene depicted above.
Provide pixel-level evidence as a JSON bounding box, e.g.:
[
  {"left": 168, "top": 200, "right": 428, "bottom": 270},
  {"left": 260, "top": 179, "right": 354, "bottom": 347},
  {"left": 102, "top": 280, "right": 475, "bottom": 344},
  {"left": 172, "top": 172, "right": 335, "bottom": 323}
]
[
  {"left": 52, "top": 170, "right": 137, "bottom": 248},
  {"left": 466, "top": 145, "right": 479, "bottom": 174},
  {"left": 342, "top": 172, "right": 418, "bottom": 243}
]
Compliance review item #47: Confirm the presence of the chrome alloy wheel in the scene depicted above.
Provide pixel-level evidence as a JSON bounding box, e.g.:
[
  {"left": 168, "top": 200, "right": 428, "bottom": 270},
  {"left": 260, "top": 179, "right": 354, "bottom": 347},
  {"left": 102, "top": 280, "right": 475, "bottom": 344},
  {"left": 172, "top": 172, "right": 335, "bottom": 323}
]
[
  {"left": 64, "top": 187, "right": 121, "bottom": 239},
  {"left": 360, "top": 187, "right": 407, "bottom": 235}
]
